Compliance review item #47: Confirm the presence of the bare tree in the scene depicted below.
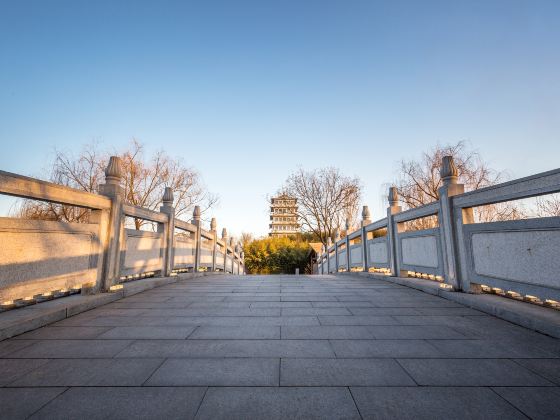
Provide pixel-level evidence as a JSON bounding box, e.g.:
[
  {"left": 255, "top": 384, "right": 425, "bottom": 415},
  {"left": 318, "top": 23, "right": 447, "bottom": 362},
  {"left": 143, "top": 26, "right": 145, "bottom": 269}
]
[
  {"left": 239, "top": 232, "right": 254, "bottom": 249},
  {"left": 393, "top": 141, "right": 522, "bottom": 226},
  {"left": 18, "top": 144, "right": 105, "bottom": 223},
  {"left": 536, "top": 194, "right": 560, "bottom": 217},
  {"left": 19, "top": 140, "right": 218, "bottom": 228},
  {"left": 284, "top": 167, "right": 361, "bottom": 246}
]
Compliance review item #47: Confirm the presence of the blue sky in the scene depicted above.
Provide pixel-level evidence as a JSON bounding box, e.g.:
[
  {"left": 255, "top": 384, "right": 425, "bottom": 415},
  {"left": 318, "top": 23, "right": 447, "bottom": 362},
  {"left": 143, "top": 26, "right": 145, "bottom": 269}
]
[{"left": 1, "top": 0, "right": 559, "bottom": 237}]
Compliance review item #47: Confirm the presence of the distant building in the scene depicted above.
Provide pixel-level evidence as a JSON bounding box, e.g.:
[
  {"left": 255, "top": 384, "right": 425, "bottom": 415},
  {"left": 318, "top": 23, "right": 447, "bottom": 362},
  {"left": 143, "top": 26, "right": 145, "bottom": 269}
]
[{"left": 269, "top": 194, "right": 299, "bottom": 237}]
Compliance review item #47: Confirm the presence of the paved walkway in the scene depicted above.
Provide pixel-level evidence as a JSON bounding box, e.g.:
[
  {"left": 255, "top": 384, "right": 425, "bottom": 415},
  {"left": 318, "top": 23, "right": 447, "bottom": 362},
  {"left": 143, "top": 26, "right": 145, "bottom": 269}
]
[{"left": 0, "top": 274, "right": 559, "bottom": 419}]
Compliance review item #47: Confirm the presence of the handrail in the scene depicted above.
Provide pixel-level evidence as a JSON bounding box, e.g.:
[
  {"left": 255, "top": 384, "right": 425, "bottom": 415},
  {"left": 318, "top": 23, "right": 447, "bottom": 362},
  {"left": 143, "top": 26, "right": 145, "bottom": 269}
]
[
  {"left": 453, "top": 167, "right": 560, "bottom": 208},
  {"left": 174, "top": 219, "right": 197, "bottom": 232},
  {"left": 0, "top": 158, "right": 245, "bottom": 303},
  {"left": 364, "top": 218, "right": 388, "bottom": 232},
  {"left": 316, "top": 156, "right": 560, "bottom": 305},
  {"left": 393, "top": 202, "right": 439, "bottom": 223},
  {"left": 0, "top": 170, "right": 111, "bottom": 210},
  {"left": 123, "top": 204, "right": 168, "bottom": 223}
]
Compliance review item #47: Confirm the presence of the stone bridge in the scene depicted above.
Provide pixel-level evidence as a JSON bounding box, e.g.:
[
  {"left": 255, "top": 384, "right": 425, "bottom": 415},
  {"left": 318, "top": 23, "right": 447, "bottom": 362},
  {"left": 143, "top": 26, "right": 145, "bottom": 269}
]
[{"left": 0, "top": 157, "right": 559, "bottom": 419}]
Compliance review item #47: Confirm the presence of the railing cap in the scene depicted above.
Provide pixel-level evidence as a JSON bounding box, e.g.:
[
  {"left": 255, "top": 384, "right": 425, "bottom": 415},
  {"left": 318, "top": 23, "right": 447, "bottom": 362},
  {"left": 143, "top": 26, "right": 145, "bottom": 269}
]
[
  {"left": 362, "top": 205, "right": 371, "bottom": 219},
  {"left": 388, "top": 186, "right": 399, "bottom": 206},
  {"left": 104, "top": 156, "right": 123, "bottom": 184},
  {"left": 440, "top": 155, "right": 458, "bottom": 184},
  {"left": 162, "top": 187, "right": 174, "bottom": 205},
  {"left": 192, "top": 205, "right": 201, "bottom": 220}
]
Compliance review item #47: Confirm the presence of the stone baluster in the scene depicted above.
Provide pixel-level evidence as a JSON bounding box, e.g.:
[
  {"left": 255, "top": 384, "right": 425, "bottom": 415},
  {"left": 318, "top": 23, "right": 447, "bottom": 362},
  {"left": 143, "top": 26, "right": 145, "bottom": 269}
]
[
  {"left": 228, "top": 237, "right": 235, "bottom": 273},
  {"left": 320, "top": 244, "right": 326, "bottom": 274},
  {"left": 334, "top": 228, "right": 341, "bottom": 272},
  {"left": 438, "top": 155, "right": 468, "bottom": 291},
  {"left": 361, "top": 205, "right": 371, "bottom": 272},
  {"left": 386, "top": 186, "right": 402, "bottom": 276},
  {"left": 234, "top": 243, "right": 240, "bottom": 274},
  {"left": 345, "top": 217, "right": 351, "bottom": 270},
  {"left": 159, "top": 187, "right": 175, "bottom": 277},
  {"left": 192, "top": 206, "right": 202, "bottom": 272},
  {"left": 210, "top": 218, "right": 217, "bottom": 272},
  {"left": 327, "top": 237, "right": 332, "bottom": 273},
  {"left": 98, "top": 156, "right": 125, "bottom": 291},
  {"left": 221, "top": 228, "right": 228, "bottom": 272}
]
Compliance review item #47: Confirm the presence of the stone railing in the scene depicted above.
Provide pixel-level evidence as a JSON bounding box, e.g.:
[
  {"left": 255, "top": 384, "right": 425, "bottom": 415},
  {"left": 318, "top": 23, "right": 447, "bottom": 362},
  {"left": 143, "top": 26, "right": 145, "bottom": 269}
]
[
  {"left": 0, "top": 156, "right": 244, "bottom": 304},
  {"left": 317, "top": 156, "right": 560, "bottom": 306}
]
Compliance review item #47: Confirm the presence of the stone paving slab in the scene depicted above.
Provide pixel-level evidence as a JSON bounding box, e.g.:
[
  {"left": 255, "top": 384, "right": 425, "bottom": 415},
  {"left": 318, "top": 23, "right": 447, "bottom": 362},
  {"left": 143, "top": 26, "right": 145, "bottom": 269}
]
[
  {"left": 142, "top": 308, "right": 282, "bottom": 317},
  {"left": 0, "top": 359, "right": 49, "bottom": 386},
  {"left": 9, "top": 358, "right": 163, "bottom": 386},
  {"left": 512, "top": 358, "right": 560, "bottom": 384},
  {"left": 491, "top": 387, "right": 560, "bottom": 420},
  {"left": 280, "top": 307, "right": 353, "bottom": 316},
  {"left": 281, "top": 325, "right": 375, "bottom": 340},
  {"left": 427, "top": 338, "right": 558, "bottom": 358},
  {"left": 116, "top": 339, "right": 336, "bottom": 358},
  {"left": 250, "top": 301, "right": 312, "bottom": 308},
  {"left": 97, "top": 326, "right": 197, "bottom": 339},
  {"left": 164, "top": 315, "right": 321, "bottom": 326},
  {"left": 0, "top": 273, "right": 558, "bottom": 418},
  {"left": 347, "top": 307, "right": 422, "bottom": 315},
  {"left": 350, "top": 387, "right": 527, "bottom": 420},
  {"left": 188, "top": 326, "right": 280, "bottom": 339},
  {"left": 187, "top": 302, "right": 252, "bottom": 308},
  {"left": 318, "top": 315, "right": 401, "bottom": 325},
  {"left": 13, "top": 326, "right": 112, "bottom": 340},
  {"left": 195, "top": 387, "right": 360, "bottom": 420},
  {"left": 0, "top": 387, "right": 67, "bottom": 420},
  {"left": 367, "top": 325, "right": 468, "bottom": 339},
  {"left": 330, "top": 339, "right": 441, "bottom": 358},
  {"left": 280, "top": 358, "right": 415, "bottom": 386},
  {"left": 146, "top": 358, "right": 279, "bottom": 386},
  {"left": 6, "top": 339, "right": 133, "bottom": 358},
  {"left": 398, "top": 358, "right": 555, "bottom": 386},
  {"left": 30, "top": 387, "right": 206, "bottom": 420},
  {"left": 0, "top": 339, "right": 36, "bottom": 357},
  {"left": 311, "top": 301, "right": 375, "bottom": 308}
]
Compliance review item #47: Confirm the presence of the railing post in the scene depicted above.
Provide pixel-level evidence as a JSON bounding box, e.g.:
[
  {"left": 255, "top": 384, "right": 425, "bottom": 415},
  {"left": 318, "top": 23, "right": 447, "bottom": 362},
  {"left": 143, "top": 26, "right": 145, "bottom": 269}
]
[
  {"left": 235, "top": 243, "right": 240, "bottom": 275},
  {"left": 222, "top": 228, "right": 228, "bottom": 272},
  {"left": 334, "top": 228, "right": 340, "bottom": 272},
  {"left": 192, "top": 206, "right": 201, "bottom": 272},
  {"left": 229, "top": 237, "right": 235, "bottom": 273},
  {"left": 240, "top": 250, "right": 245, "bottom": 275},
  {"left": 320, "top": 245, "right": 325, "bottom": 274},
  {"left": 238, "top": 244, "right": 242, "bottom": 275},
  {"left": 386, "top": 186, "right": 402, "bottom": 277},
  {"left": 327, "top": 237, "right": 332, "bottom": 273},
  {"left": 361, "top": 205, "right": 371, "bottom": 272},
  {"left": 437, "top": 156, "right": 466, "bottom": 291},
  {"left": 345, "top": 218, "right": 351, "bottom": 271},
  {"left": 210, "top": 218, "right": 217, "bottom": 272},
  {"left": 159, "top": 187, "right": 175, "bottom": 277},
  {"left": 98, "top": 156, "right": 125, "bottom": 291}
]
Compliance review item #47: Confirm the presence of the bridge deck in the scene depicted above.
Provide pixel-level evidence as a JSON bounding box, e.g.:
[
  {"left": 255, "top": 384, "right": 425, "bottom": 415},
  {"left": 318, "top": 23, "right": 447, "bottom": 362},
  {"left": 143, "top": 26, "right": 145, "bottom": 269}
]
[{"left": 1, "top": 274, "right": 559, "bottom": 419}]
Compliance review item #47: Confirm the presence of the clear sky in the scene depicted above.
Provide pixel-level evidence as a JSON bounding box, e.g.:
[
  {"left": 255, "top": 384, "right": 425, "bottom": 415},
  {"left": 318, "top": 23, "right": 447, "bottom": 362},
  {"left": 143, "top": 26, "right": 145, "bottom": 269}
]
[{"left": 1, "top": 0, "right": 559, "bottom": 237}]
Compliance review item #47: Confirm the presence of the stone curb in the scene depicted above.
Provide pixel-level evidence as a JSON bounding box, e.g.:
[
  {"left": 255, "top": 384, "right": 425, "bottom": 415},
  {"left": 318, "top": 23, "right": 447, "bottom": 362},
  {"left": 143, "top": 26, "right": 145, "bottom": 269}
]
[
  {"left": 0, "top": 272, "right": 216, "bottom": 341},
  {"left": 342, "top": 272, "right": 560, "bottom": 338}
]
